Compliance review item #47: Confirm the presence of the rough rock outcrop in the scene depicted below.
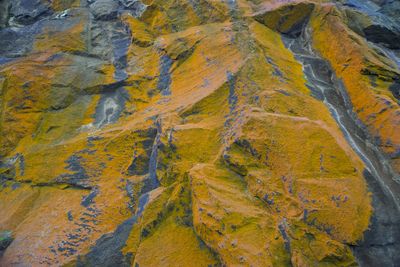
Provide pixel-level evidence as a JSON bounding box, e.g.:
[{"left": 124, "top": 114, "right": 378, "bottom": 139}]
[{"left": 0, "top": 0, "right": 399, "bottom": 266}]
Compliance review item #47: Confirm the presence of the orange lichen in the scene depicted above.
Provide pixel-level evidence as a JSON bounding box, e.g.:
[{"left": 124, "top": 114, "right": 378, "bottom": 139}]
[
  {"left": 0, "top": 1, "right": 381, "bottom": 266},
  {"left": 310, "top": 5, "right": 400, "bottom": 171},
  {"left": 34, "top": 20, "right": 87, "bottom": 54},
  {"left": 49, "top": 0, "right": 81, "bottom": 11}
]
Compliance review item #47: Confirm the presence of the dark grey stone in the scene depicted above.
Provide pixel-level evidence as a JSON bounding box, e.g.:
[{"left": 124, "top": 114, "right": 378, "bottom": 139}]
[
  {"left": 0, "top": 25, "right": 39, "bottom": 57},
  {"left": 77, "top": 194, "right": 150, "bottom": 267},
  {"left": 389, "top": 81, "right": 400, "bottom": 102},
  {"left": 56, "top": 154, "right": 91, "bottom": 189},
  {"left": 119, "top": 0, "right": 147, "bottom": 18},
  {"left": 157, "top": 55, "right": 173, "bottom": 96},
  {"left": 351, "top": 170, "right": 400, "bottom": 267},
  {"left": 0, "top": 231, "right": 13, "bottom": 251},
  {"left": 90, "top": 0, "right": 119, "bottom": 21},
  {"left": 81, "top": 188, "right": 99, "bottom": 207},
  {"left": 147, "top": 120, "right": 161, "bottom": 189},
  {"left": 0, "top": 0, "right": 10, "bottom": 28},
  {"left": 94, "top": 87, "right": 128, "bottom": 127},
  {"left": 9, "top": 0, "right": 52, "bottom": 26},
  {"left": 363, "top": 25, "right": 400, "bottom": 49}
]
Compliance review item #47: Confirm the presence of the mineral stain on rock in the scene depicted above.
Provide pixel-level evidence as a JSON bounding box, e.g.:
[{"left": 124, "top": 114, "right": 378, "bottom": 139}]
[{"left": 94, "top": 88, "right": 127, "bottom": 127}]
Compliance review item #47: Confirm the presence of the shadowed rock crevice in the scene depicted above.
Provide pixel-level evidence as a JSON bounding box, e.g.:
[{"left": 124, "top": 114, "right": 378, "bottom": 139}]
[
  {"left": 351, "top": 170, "right": 400, "bottom": 267},
  {"left": 389, "top": 81, "right": 400, "bottom": 103},
  {"left": 76, "top": 119, "right": 163, "bottom": 266},
  {"left": 126, "top": 127, "right": 158, "bottom": 176},
  {"left": 76, "top": 184, "right": 152, "bottom": 266},
  {"left": 254, "top": 2, "right": 315, "bottom": 37},
  {"left": 76, "top": 215, "right": 136, "bottom": 267},
  {"left": 147, "top": 119, "right": 162, "bottom": 189},
  {"left": 0, "top": 231, "right": 13, "bottom": 256},
  {"left": 363, "top": 25, "right": 400, "bottom": 50}
]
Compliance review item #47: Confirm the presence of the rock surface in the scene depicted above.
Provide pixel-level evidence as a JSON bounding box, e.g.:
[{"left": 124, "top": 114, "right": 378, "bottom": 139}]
[
  {"left": 0, "top": 0, "right": 399, "bottom": 266},
  {"left": 0, "top": 231, "right": 13, "bottom": 252}
]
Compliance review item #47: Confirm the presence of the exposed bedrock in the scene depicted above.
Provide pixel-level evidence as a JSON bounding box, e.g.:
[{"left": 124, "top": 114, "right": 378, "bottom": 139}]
[
  {"left": 9, "top": 0, "right": 53, "bottom": 26},
  {"left": 89, "top": 0, "right": 119, "bottom": 21},
  {"left": 255, "top": 1, "right": 400, "bottom": 265},
  {"left": 0, "top": 0, "right": 10, "bottom": 29},
  {"left": 352, "top": 170, "right": 400, "bottom": 267},
  {"left": 254, "top": 2, "right": 315, "bottom": 37},
  {"left": 270, "top": 6, "right": 400, "bottom": 264},
  {"left": 77, "top": 193, "right": 151, "bottom": 267},
  {"left": 341, "top": 5, "right": 400, "bottom": 50},
  {"left": 1, "top": 0, "right": 400, "bottom": 266}
]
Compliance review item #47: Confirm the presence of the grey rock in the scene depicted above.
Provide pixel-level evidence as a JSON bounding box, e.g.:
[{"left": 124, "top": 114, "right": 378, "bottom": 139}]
[
  {"left": 56, "top": 154, "right": 91, "bottom": 189},
  {"left": 362, "top": 24, "right": 400, "bottom": 49},
  {"left": 0, "top": 231, "right": 13, "bottom": 251},
  {"left": 352, "top": 171, "right": 400, "bottom": 267},
  {"left": 389, "top": 81, "right": 400, "bottom": 102},
  {"left": 157, "top": 55, "right": 173, "bottom": 96},
  {"left": 119, "top": 0, "right": 138, "bottom": 7},
  {"left": 94, "top": 87, "right": 128, "bottom": 128},
  {"left": 81, "top": 188, "right": 99, "bottom": 207},
  {"left": 77, "top": 194, "right": 150, "bottom": 267},
  {"left": 0, "top": 0, "right": 10, "bottom": 28},
  {"left": 89, "top": 21, "right": 115, "bottom": 58},
  {"left": 90, "top": 0, "right": 119, "bottom": 21},
  {"left": 380, "top": 1, "right": 400, "bottom": 24},
  {"left": 0, "top": 28, "right": 32, "bottom": 57},
  {"left": 0, "top": 19, "right": 45, "bottom": 58},
  {"left": 0, "top": 7, "right": 84, "bottom": 58},
  {"left": 9, "top": 0, "right": 52, "bottom": 26},
  {"left": 119, "top": 0, "right": 147, "bottom": 18}
]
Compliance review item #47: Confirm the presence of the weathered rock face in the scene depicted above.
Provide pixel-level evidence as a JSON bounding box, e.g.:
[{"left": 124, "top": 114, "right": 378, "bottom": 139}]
[{"left": 0, "top": 0, "right": 399, "bottom": 266}]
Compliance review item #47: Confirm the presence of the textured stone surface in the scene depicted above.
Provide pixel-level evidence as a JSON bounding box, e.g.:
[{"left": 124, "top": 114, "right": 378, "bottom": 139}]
[
  {"left": 0, "top": 0, "right": 399, "bottom": 266},
  {"left": 0, "top": 231, "right": 13, "bottom": 251}
]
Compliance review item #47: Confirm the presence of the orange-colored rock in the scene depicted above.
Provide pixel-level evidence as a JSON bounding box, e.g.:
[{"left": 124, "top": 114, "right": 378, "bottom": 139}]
[{"left": 0, "top": 0, "right": 399, "bottom": 266}]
